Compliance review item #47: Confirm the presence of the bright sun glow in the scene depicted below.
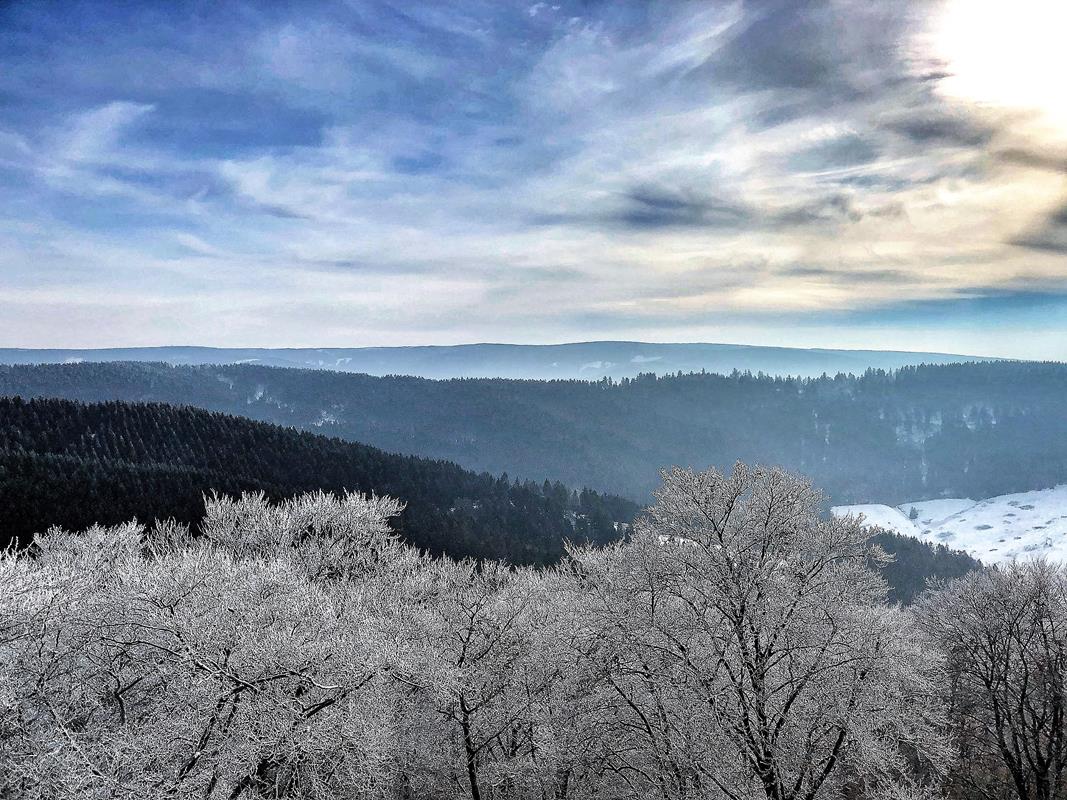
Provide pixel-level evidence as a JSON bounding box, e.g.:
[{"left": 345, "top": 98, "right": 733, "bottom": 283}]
[{"left": 932, "top": 0, "right": 1067, "bottom": 133}]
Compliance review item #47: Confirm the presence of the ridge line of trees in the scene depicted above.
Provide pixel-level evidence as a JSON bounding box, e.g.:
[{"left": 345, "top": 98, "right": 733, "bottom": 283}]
[{"left": 2, "top": 359, "right": 1064, "bottom": 505}]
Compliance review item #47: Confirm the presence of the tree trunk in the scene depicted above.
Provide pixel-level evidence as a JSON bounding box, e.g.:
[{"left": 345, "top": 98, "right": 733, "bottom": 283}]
[{"left": 459, "top": 697, "right": 482, "bottom": 800}]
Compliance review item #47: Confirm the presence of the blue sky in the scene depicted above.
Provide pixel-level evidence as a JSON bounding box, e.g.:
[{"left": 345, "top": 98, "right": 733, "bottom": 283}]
[{"left": 1, "top": 0, "right": 1066, "bottom": 357}]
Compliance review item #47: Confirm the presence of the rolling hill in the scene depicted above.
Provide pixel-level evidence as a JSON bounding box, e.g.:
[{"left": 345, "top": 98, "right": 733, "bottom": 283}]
[
  {"left": 0, "top": 395, "right": 636, "bottom": 564},
  {"left": 0, "top": 340, "right": 996, "bottom": 380},
  {"left": 2, "top": 359, "right": 1063, "bottom": 508}
]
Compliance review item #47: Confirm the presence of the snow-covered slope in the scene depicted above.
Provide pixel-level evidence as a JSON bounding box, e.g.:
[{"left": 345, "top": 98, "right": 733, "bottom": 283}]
[{"left": 833, "top": 485, "right": 1067, "bottom": 564}]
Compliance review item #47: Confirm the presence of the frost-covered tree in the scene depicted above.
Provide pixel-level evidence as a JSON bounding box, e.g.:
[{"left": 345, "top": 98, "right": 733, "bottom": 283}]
[
  {"left": 920, "top": 560, "right": 1067, "bottom": 800},
  {"left": 569, "top": 463, "right": 944, "bottom": 800},
  {"left": 0, "top": 470, "right": 951, "bottom": 800},
  {"left": 0, "top": 492, "right": 423, "bottom": 798},
  {"left": 415, "top": 559, "right": 541, "bottom": 800}
]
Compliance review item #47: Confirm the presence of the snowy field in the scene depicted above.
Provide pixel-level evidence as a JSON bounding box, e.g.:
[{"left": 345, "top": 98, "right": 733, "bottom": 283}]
[{"left": 832, "top": 485, "right": 1067, "bottom": 564}]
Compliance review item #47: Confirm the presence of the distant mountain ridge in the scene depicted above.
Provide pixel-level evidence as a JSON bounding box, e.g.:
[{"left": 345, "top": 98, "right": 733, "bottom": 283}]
[{"left": 0, "top": 341, "right": 998, "bottom": 380}]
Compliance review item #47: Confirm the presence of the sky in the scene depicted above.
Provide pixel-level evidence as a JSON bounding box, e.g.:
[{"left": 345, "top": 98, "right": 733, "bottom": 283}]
[{"left": 1, "top": 0, "right": 1066, "bottom": 358}]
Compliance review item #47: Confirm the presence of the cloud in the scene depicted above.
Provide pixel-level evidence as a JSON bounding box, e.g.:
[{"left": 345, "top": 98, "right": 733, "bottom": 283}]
[
  {"left": 59, "top": 101, "right": 155, "bottom": 164},
  {"left": 997, "top": 148, "right": 1067, "bottom": 174},
  {"left": 0, "top": 0, "right": 1064, "bottom": 356},
  {"left": 779, "top": 265, "right": 915, "bottom": 285},
  {"left": 615, "top": 186, "right": 753, "bottom": 230},
  {"left": 698, "top": 0, "right": 913, "bottom": 101},
  {"left": 1011, "top": 203, "right": 1067, "bottom": 254},
  {"left": 881, "top": 109, "right": 993, "bottom": 147},
  {"left": 786, "top": 133, "right": 880, "bottom": 171}
]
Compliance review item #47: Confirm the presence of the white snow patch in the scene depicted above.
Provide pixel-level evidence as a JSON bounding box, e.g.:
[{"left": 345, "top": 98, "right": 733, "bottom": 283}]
[
  {"left": 832, "top": 504, "right": 916, "bottom": 536},
  {"left": 833, "top": 485, "right": 1067, "bottom": 564},
  {"left": 904, "top": 498, "right": 975, "bottom": 528}
]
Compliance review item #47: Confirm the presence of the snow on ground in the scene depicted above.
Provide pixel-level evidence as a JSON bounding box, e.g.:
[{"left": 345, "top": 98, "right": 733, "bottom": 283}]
[
  {"left": 832, "top": 504, "right": 916, "bottom": 536},
  {"left": 903, "top": 498, "right": 976, "bottom": 528},
  {"left": 832, "top": 485, "right": 1067, "bottom": 564}
]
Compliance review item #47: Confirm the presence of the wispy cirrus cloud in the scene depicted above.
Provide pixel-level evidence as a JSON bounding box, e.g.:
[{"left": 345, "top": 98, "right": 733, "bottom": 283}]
[{"left": 0, "top": 0, "right": 1065, "bottom": 357}]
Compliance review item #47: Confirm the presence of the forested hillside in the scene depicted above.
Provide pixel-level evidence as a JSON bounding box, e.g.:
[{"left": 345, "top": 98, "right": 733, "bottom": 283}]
[
  {"left": 0, "top": 396, "right": 635, "bottom": 564},
  {"left": 0, "top": 390, "right": 979, "bottom": 602},
  {"left": 3, "top": 360, "right": 1064, "bottom": 505}
]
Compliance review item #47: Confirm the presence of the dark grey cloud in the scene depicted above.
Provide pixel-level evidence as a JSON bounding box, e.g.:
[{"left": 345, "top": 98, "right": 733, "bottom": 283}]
[
  {"left": 748, "top": 101, "right": 811, "bottom": 131},
  {"left": 881, "top": 109, "right": 994, "bottom": 147},
  {"left": 695, "top": 0, "right": 915, "bottom": 104},
  {"left": 617, "top": 187, "right": 754, "bottom": 230},
  {"left": 536, "top": 185, "right": 878, "bottom": 233},
  {"left": 530, "top": 186, "right": 749, "bottom": 231},
  {"left": 703, "top": 0, "right": 842, "bottom": 93},
  {"left": 539, "top": 185, "right": 885, "bottom": 233},
  {"left": 997, "top": 148, "right": 1067, "bottom": 175},
  {"left": 1011, "top": 203, "right": 1067, "bottom": 255}
]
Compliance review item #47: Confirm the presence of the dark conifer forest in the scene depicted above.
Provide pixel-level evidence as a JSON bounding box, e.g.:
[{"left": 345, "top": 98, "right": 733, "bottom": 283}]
[{"left": 0, "top": 396, "right": 635, "bottom": 565}]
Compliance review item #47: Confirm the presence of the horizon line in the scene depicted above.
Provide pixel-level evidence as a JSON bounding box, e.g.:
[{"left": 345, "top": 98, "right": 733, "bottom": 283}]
[{"left": 0, "top": 339, "right": 1006, "bottom": 361}]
